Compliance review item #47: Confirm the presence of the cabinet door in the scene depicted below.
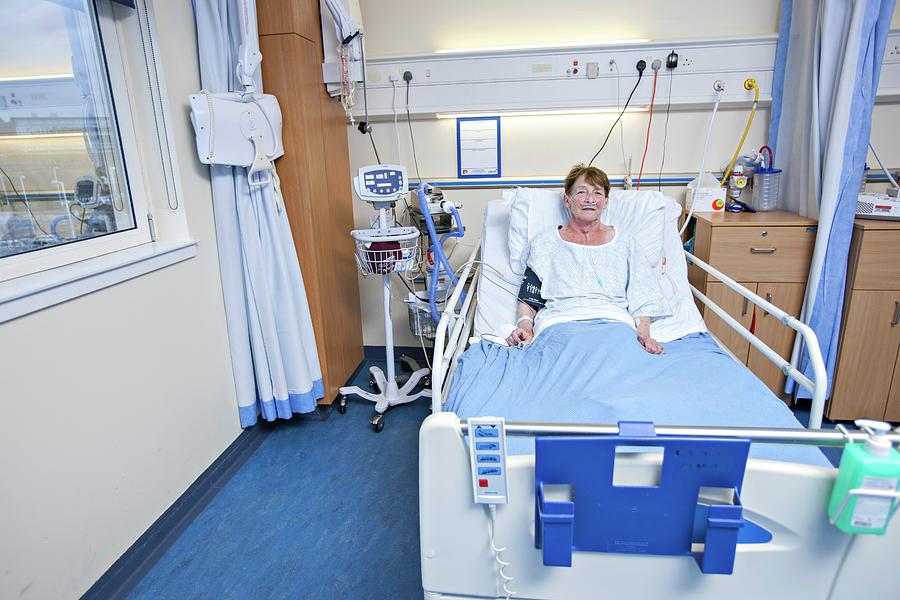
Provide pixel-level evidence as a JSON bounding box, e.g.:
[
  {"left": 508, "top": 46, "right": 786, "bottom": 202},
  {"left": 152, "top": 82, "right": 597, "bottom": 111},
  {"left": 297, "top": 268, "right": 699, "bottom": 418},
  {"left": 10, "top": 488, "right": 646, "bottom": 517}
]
[
  {"left": 746, "top": 282, "right": 807, "bottom": 397},
  {"left": 884, "top": 344, "right": 900, "bottom": 422},
  {"left": 703, "top": 282, "right": 758, "bottom": 363},
  {"left": 830, "top": 292, "right": 900, "bottom": 420}
]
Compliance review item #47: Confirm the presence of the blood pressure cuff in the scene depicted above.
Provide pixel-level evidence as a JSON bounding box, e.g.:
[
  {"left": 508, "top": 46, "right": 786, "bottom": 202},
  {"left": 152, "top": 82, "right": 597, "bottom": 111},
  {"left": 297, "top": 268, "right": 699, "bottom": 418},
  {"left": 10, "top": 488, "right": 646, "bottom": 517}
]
[{"left": 518, "top": 266, "right": 546, "bottom": 310}]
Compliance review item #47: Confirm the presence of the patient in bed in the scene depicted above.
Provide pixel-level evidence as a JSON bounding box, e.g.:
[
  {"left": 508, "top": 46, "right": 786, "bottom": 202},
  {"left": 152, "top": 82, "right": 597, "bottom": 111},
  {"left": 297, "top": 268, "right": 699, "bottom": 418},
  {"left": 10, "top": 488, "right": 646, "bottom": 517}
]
[{"left": 505, "top": 164, "right": 670, "bottom": 354}]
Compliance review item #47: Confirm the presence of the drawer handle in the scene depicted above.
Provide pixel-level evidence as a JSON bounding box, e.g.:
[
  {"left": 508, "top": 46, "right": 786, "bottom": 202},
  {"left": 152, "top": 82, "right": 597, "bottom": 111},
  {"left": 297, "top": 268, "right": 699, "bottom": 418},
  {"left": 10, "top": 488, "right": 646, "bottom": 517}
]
[
  {"left": 764, "top": 293, "right": 773, "bottom": 318},
  {"left": 741, "top": 297, "right": 749, "bottom": 317},
  {"left": 892, "top": 301, "right": 900, "bottom": 327},
  {"left": 750, "top": 247, "right": 777, "bottom": 254}
]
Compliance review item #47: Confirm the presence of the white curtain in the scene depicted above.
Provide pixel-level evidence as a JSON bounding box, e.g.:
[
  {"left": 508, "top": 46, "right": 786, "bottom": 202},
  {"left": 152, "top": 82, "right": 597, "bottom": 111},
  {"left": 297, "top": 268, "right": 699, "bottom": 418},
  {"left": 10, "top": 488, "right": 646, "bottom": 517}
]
[
  {"left": 193, "top": 0, "right": 324, "bottom": 426},
  {"left": 770, "top": 0, "right": 895, "bottom": 399}
]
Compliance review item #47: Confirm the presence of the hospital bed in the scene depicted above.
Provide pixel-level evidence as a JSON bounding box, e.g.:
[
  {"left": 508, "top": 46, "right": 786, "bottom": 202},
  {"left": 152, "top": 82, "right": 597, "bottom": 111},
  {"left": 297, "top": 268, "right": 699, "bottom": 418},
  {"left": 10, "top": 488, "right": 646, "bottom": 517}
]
[{"left": 419, "top": 190, "right": 900, "bottom": 599}]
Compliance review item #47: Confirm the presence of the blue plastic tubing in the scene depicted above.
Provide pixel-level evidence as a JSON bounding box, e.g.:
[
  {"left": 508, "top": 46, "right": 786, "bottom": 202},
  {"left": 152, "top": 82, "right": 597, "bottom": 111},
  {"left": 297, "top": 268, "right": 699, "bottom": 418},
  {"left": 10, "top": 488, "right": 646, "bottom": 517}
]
[{"left": 416, "top": 183, "right": 466, "bottom": 322}]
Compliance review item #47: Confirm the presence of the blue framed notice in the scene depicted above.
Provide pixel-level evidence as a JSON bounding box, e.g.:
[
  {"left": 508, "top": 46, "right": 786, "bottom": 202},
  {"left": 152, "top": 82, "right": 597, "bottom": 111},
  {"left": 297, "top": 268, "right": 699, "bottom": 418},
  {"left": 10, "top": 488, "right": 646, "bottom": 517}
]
[{"left": 457, "top": 116, "right": 501, "bottom": 179}]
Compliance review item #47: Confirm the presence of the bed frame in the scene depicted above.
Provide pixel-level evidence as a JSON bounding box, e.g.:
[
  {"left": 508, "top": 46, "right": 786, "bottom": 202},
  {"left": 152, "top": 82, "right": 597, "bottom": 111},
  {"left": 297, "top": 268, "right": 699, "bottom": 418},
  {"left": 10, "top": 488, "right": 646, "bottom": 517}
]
[{"left": 421, "top": 242, "right": 900, "bottom": 600}]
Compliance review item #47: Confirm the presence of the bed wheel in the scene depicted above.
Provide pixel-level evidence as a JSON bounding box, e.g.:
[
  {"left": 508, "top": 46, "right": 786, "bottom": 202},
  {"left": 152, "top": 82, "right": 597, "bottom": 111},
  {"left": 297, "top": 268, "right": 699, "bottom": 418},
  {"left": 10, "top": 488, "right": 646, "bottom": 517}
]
[
  {"left": 371, "top": 413, "right": 385, "bottom": 432},
  {"left": 338, "top": 395, "right": 347, "bottom": 414},
  {"left": 422, "top": 376, "right": 431, "bottom": 388},
  {"left": 369, "top": 377, "right": 378, "bottom": 391}
]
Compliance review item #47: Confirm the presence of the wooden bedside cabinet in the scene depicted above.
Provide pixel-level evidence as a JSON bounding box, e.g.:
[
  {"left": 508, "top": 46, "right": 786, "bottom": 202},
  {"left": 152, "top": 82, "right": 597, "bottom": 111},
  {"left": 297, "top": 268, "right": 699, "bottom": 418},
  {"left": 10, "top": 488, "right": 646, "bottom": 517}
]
[
  {"left": 829, "top": 219, "right": 900, "bottom": 421},
  {"left": 687, "top": 210, "right": 817, "bottom": 397}
]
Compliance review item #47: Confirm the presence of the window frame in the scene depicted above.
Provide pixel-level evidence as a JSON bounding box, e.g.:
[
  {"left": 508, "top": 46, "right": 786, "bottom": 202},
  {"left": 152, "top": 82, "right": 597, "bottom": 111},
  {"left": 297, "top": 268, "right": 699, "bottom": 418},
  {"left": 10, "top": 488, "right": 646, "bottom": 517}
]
[{"left": 0, "top": 0, "right": 154, "bottom": 282}]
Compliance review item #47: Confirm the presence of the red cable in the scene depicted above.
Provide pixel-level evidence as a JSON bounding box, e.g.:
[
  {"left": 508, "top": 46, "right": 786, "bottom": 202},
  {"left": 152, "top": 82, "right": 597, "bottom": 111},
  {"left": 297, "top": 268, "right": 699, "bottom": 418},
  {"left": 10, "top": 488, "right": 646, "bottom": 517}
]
[{"left": 635, "top": 70, "right": 659, "bottom": 189}]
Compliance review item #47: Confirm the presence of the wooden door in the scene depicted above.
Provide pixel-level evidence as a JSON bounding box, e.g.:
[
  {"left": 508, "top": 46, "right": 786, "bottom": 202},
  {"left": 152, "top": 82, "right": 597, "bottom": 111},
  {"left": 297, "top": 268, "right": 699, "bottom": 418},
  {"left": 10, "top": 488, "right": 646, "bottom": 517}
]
[
  {"left": 703, "top": 282, "right": 758, "bottom": 364},
  {"left": 829, "top": 292, "right": 900, "bottom": 420},
  {"left": 746, "top": 282, "right": 807, "bottom": 398},
  {"left": 884, "top": 345, "right": 900, "bottom": 422}
]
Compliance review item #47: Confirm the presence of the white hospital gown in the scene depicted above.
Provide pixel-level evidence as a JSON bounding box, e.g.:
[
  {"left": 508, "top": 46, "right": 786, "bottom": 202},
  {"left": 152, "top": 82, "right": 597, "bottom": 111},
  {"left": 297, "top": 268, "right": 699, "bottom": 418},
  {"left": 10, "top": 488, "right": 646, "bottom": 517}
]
[{"left": 525, "top": 227, "right": 671, "bottom": 337}]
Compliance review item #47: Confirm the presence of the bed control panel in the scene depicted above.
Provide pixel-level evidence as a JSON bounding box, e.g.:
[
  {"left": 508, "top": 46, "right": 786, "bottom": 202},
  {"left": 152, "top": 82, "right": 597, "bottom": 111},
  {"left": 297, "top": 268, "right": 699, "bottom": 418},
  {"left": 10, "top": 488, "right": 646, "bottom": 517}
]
[{"left": 468, "top": 417, "right": 508, "bottom": 504}]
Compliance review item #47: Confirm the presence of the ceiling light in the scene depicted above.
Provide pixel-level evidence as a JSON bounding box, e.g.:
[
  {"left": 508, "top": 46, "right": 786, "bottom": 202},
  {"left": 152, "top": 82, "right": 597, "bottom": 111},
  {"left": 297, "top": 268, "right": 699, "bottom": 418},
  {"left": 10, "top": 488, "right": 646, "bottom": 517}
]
[
  {"left": 0, "top": 74, "right": 74, "bottom": 82},
  {"left": 0, "top": 132, "right": 83, "bottom": 140},
  {"left": 435, "top": 40, "right": 650, "bottom": 54},
  {"left": 436, "top": 107, "right": 649, "bottom": 119}
]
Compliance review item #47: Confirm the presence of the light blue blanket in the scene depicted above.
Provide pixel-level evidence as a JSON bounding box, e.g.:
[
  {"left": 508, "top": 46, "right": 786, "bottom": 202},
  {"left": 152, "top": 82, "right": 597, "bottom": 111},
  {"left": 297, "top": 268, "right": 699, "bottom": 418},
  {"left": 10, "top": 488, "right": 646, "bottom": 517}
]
[{"left": 445, "top": 320, "right": 829, "bottom": 467}]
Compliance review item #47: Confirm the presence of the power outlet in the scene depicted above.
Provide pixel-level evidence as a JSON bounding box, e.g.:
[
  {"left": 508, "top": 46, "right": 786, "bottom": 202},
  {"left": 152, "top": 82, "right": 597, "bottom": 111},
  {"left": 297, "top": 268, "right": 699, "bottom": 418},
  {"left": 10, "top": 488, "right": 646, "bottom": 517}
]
[
  {"left": 887, "top": 44, "right": 900, "bottom": 62},
  {"left": 680, "top": 55, "right": 695, "bottom": 72}
]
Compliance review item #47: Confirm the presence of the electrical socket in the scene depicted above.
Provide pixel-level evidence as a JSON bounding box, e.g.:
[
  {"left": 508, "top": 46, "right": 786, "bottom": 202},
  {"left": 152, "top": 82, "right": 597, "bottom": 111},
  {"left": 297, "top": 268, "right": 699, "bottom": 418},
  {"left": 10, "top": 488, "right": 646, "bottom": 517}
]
[
  {"left": 388, "top": 70, "right": 401, "bottom": 82},
  {"left": 887, "top": 44, "right": 900, "bottom": 62},
  {"left": 680, "top": 55, "right": 695, "bottom": 72}
]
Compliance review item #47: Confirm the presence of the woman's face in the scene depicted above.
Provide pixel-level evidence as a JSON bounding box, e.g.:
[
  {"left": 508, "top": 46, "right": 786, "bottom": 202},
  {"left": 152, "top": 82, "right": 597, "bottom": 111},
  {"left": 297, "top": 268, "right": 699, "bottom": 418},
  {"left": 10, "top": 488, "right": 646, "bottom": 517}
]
[{"left": 564, "top": 174, "right": 608, "bottom": 223}]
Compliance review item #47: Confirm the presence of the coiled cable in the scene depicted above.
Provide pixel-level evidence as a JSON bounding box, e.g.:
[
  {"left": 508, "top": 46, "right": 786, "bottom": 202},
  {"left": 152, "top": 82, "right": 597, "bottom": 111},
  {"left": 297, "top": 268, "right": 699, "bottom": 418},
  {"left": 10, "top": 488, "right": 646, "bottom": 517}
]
[{"left": 488, "top": 505, "right": 516, "bottom": 600}]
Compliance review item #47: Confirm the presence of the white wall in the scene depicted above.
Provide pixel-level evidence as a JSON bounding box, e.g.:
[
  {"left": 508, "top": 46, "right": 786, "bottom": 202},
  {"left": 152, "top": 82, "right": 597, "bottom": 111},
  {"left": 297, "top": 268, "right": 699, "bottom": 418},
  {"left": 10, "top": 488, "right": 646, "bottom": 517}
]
[
  {"left": 350, "top": 0, "right": 900, "bottom": 347},
  {"left": 0, "top": 3, "right": 241, "bottom": 599}
]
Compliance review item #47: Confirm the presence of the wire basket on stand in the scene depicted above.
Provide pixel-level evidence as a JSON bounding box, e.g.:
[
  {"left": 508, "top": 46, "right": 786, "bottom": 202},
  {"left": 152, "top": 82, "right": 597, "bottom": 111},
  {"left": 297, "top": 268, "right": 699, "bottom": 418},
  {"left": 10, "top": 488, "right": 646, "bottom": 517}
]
[{"left": 351, "top": 226, "right": 421, "bottom": 276}]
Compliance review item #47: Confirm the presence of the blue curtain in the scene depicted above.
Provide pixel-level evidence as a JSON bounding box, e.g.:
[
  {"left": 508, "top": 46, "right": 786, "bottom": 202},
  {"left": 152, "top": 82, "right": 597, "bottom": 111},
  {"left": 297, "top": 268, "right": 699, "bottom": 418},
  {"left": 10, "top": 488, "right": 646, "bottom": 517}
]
[
  {"left": 770, "top": 0, "right": 895, "bottom": 399},
  {"left": 193, "top": 0, "right": 324, "bottom": 426}
]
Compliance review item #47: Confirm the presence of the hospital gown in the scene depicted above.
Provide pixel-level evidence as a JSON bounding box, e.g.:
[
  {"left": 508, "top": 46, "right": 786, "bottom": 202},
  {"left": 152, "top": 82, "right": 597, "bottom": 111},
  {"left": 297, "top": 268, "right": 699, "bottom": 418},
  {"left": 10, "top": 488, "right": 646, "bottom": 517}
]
[{"left": 525, "top": 227, "right": 671, "bottom": 337}]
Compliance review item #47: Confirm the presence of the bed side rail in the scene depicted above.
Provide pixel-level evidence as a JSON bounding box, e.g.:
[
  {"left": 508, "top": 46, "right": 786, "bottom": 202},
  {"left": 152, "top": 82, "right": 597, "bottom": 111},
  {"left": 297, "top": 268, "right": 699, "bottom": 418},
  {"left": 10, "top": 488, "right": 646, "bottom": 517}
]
[
  {"left": 454, "top": 420, "right": 900, "bottom": 445},
  {"left": 431, "top": 243, "right": 481, "bottom": 412},
  {"left": 685, "top": 251, "right": 827, "bottom": 428}
]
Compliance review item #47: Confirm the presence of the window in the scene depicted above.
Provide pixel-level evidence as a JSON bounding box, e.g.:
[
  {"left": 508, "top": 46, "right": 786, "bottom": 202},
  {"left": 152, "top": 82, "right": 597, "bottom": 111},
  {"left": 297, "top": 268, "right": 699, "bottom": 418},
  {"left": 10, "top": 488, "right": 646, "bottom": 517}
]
[{"left": 0, "top": 0, "right": 152, "bottom": 281}]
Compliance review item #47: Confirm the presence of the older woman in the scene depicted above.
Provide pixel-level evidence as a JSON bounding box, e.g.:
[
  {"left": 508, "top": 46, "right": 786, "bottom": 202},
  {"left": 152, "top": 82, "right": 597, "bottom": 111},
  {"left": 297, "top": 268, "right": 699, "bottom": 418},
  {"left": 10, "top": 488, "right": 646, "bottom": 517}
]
[{"left": 505, "top": 164, "right": 670, "bottom": 354}]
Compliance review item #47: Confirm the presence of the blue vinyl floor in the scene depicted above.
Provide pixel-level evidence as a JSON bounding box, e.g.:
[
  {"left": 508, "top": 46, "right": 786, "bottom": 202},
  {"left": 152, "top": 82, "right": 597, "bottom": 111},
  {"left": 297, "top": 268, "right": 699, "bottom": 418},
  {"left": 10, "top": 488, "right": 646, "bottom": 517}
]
[
  {"left": 126, "top": 359, "right": 845, "bottom": 600},
  {"left": 127, "top": 360, "right": 430, "bottom": 600}
]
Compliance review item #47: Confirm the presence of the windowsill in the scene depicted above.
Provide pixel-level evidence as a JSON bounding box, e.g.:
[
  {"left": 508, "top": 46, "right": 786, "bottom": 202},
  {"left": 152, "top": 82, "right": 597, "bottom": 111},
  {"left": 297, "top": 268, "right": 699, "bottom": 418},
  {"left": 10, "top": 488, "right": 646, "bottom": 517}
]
[{"left": 0, "top": 240, "right": 198, "bottom": 324}]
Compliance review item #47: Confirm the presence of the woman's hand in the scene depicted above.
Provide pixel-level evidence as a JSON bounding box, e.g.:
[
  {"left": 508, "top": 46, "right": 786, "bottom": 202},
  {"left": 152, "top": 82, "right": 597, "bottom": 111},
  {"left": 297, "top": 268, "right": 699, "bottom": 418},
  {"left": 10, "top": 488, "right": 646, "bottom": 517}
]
[
  {"left": 506, "top": 325, "right": 534, "bottom": 347},
  {"left": 635, "top": 316, "right": 663, "bottom": 355},
  {"left": 637, "top": 331, "right": 664, "bottom": 355}
]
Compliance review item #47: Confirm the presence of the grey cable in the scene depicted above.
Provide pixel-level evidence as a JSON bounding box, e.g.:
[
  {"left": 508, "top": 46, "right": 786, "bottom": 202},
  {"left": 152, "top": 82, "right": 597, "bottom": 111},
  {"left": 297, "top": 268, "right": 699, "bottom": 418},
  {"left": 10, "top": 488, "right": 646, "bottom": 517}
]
[
  {"left": 588, "top": 71, "right": 642, "bottom": 167},
  {"left": 613, "top": 61, "right": 627, "bottom": 175},
  {"left": 405, "top": 80, "right": 423, "bottom": 181},
  {"left": 658, "top": 69, "right": 674, "bottom": 191},
  {"left": 359, "top": 38, "right": 381, "bottom": 163}
]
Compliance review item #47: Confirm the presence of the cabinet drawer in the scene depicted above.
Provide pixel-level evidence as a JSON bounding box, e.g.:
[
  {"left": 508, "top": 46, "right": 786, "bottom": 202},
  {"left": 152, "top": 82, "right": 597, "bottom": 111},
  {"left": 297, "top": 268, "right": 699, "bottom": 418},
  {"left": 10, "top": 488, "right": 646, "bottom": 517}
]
[
  {"left": 853, "top": 231, "right": 900, "bottom": 290},
  {"left": 708, "top": 226, "right": 815, "bottom": 282}
]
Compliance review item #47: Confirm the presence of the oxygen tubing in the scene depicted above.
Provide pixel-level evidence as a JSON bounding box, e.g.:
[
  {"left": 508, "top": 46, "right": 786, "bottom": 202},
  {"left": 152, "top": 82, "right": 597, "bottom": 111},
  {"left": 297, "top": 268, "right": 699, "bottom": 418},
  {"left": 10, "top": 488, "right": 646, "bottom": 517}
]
[
  {"left": 680, "top": 83, "right": 724, "bottom": 236},
  {"left": 719, "top": 78, "right": 759, "bottom": 186}
]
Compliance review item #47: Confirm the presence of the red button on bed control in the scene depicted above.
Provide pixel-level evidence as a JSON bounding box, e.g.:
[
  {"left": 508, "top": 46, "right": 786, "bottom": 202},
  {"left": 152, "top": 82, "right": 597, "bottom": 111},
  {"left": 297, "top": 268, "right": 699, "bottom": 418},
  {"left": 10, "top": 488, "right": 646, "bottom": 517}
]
[{"left": 479, "top": 479, "right": 488, "bottom": 487}]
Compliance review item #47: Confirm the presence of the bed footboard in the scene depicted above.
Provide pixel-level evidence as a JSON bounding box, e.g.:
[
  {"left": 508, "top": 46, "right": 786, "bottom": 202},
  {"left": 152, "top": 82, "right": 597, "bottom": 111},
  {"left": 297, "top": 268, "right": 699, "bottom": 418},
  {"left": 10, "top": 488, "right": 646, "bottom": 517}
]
[{"left": 420, "top": 413, "right": 900, "bottom": 600}]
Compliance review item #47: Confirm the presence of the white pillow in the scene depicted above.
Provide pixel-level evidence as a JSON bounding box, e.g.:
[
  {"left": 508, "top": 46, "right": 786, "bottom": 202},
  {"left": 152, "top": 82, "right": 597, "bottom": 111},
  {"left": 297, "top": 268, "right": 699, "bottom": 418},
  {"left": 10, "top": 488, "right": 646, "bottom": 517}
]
[
  {"left": 506, "top": 187, "right": 667, "bottom": 275},
  {"left": 507, "top": 187, "right": 567, "bottom": 275},
  {"left": 474, "top": 198, "right": 520, "bottom": 338},
  {"left": 605, "top": 190, "right": 667, "bottom": 271},
  {"left": 649, "top": 196, "right": 707, "bottom": 342}
]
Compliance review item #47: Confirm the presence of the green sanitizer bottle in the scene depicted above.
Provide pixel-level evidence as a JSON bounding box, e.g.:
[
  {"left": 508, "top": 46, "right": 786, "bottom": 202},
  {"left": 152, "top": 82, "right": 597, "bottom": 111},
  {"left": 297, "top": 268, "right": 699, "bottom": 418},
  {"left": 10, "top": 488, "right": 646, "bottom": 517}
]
[{"left": 828, "top": 420, "right": 900, "bottom": 535}]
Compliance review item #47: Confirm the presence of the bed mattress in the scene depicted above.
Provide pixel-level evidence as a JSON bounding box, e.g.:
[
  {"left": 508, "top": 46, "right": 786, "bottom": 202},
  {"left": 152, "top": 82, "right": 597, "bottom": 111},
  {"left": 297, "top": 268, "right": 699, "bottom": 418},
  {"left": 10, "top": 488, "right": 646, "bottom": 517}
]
[{"left": 444, "top": 320, "right": 830, "bottom": 467}]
